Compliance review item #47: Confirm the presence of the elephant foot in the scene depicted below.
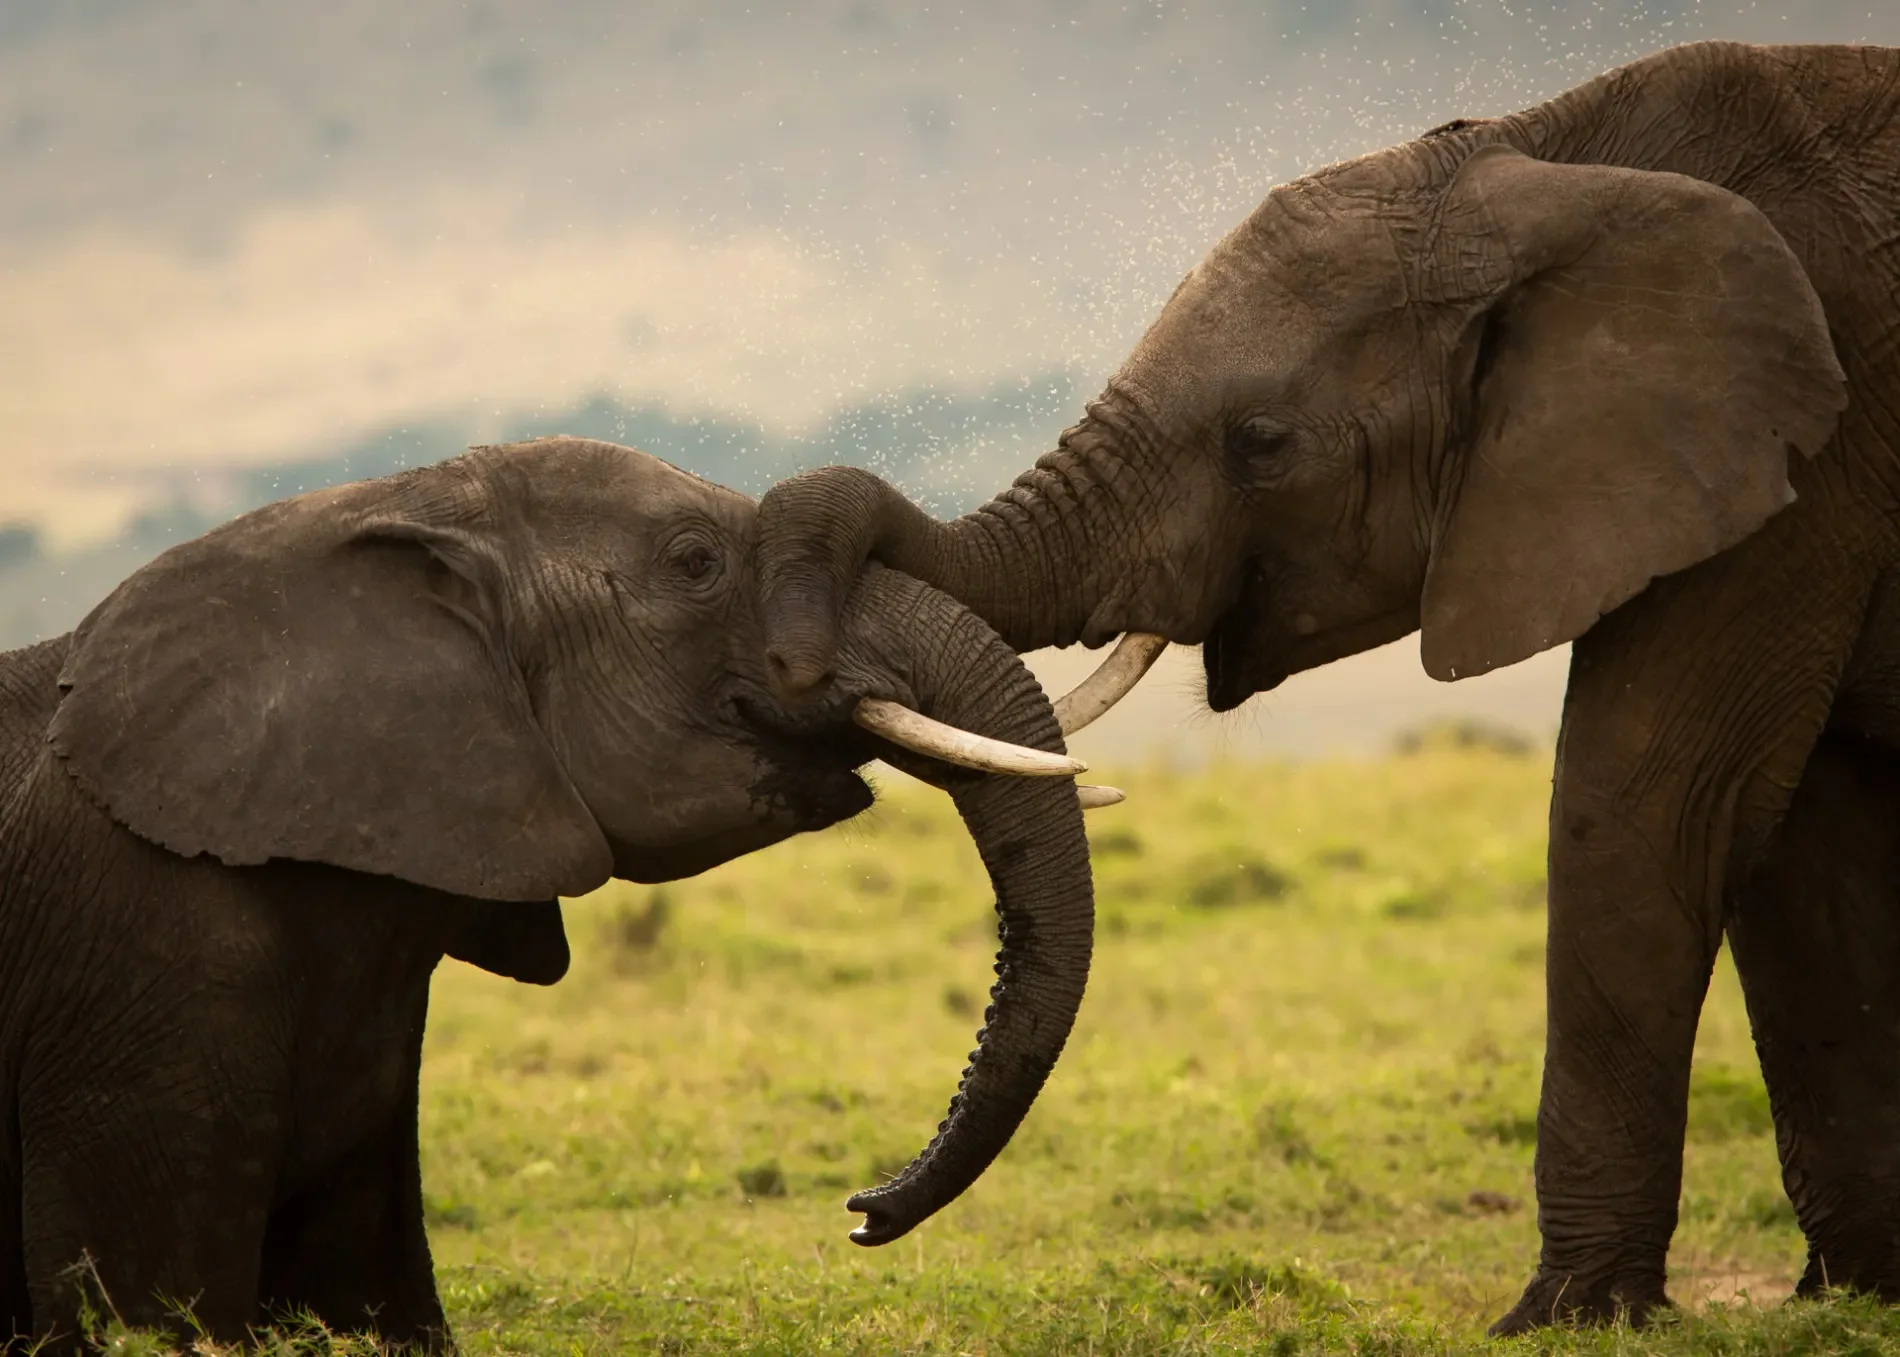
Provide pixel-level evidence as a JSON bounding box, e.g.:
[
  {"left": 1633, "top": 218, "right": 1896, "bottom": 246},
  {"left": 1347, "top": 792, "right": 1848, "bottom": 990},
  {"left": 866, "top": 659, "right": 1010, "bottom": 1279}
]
[
  {"left": 1488, "top": 1267, "right": 1672, "bottom": 1335},
  {"left": 1796, "top": 1247, "right": 1900, "bottom": 1301}
]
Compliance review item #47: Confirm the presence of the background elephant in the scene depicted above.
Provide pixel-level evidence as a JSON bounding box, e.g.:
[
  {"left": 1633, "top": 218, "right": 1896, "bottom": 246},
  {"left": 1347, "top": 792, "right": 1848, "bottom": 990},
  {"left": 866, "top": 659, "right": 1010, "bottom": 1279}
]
[
  {"left": 0, "top": 436, "right": 1093, "bottom": 1349},
  {"left": 752, "top": 41, "right": 1900, "bottom": 1332}
]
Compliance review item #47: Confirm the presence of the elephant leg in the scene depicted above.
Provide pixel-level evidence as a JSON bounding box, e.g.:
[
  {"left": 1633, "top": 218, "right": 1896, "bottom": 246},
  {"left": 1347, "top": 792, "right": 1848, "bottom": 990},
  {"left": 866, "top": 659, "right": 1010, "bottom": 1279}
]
[
  {"left": 19, "top": 1083, "right": 277, "bottom": 1348},
  {"left": 1490, "top": 543, "right": 1870, "bottom": 1335},
  {"left": 0, "top": 1249, "right": 25, "bottom": 1354},
  {"left": 257, "top": 1021, "right": 447, "bottom": 1349},
  {"left": 0, "top": 1111, "right": 27, "bottom": 1350},
  {"left": 1727, "top": 729, "right": 1900, "bottom": 1298}
]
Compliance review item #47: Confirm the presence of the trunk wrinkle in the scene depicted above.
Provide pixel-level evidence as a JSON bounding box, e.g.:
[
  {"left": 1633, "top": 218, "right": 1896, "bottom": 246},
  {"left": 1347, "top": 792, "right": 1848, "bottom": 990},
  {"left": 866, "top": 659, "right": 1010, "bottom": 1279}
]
[{"left": 757, "top": 401, "right": 1163, "bottom": 691}]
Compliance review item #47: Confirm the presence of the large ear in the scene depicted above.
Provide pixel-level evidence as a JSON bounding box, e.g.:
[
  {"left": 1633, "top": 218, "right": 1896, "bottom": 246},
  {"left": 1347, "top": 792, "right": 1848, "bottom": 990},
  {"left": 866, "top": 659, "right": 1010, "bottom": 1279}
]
[
  {"left": 1418, "top": 144, "right": 1846, "bottom": 680},
  {"left": 47, "top": 467, "right": 614, "bottom": 902}
]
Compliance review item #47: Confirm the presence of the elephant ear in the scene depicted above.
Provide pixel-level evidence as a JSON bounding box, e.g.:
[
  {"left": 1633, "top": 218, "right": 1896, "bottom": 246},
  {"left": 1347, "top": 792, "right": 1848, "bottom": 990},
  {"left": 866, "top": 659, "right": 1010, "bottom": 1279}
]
[
  {"left": 47, "top": 468, "right": 614, "bottom": 905},
  {"left": 1418, "top": 144, "right": 1847, "bottom": 681}
]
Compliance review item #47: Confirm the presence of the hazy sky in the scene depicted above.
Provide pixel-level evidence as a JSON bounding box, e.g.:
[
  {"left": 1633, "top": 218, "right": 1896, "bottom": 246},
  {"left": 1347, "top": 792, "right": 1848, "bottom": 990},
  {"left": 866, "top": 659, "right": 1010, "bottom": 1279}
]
[
  {"left": 5, "top": 1, "right": 1894, "bottom": 754},
  {"left": 8, "top": 0, "right": 1890, "bottom": 544}
]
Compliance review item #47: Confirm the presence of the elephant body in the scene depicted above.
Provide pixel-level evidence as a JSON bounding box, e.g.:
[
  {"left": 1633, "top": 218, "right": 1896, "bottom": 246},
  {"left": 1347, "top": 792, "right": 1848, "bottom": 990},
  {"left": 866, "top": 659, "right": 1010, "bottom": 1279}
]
[
  {"left": 0, "top": 640, "right": 483, "bottom": 1338},
  {"left": 756, "top": 43, "right": 1900, "bottom": 1330},
  {"left": 0, "top": 437, "right": 1096, "bottom": 1348}
]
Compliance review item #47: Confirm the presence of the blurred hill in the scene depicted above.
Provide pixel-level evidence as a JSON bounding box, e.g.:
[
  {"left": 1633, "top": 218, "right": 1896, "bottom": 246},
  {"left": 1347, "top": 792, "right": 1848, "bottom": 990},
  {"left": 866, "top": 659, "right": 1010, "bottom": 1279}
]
[{"left": 0, "top": 371, "right": 1082, "bottom": 651}]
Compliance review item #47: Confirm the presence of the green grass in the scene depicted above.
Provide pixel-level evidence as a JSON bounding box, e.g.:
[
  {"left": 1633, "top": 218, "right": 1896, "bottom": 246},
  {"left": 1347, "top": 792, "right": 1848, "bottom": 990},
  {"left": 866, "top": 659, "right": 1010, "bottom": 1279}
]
[{"left": 102, "top": 735, "right": 1900, "bottom": 1353}]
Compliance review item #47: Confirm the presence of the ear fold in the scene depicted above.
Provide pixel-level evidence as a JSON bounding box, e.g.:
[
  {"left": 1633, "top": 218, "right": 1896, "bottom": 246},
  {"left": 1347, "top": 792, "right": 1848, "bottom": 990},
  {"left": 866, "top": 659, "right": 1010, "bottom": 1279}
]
[
  {"left": 1418, "top": 144, "right": 1846, "bottom": 680},
  {"left": 48, "top": 468, "right": 614, "bottom": 902}
]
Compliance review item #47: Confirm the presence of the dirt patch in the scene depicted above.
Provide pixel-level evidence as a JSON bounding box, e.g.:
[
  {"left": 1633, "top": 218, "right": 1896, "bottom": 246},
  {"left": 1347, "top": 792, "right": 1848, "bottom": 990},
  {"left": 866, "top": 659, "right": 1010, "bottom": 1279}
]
[{"left": 1676, "top": 1261, "right": 1797, "bottom": 1309}]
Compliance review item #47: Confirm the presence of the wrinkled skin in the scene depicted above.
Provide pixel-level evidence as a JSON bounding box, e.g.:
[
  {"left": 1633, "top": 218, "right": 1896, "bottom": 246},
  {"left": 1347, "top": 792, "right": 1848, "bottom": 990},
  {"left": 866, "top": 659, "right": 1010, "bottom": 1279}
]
[
  {"left": 755, "top": 42, "right": 1900, "bottom": 1331},
  {"left": 0, "top": 436, "right": 1093, "bottom": 1350}
]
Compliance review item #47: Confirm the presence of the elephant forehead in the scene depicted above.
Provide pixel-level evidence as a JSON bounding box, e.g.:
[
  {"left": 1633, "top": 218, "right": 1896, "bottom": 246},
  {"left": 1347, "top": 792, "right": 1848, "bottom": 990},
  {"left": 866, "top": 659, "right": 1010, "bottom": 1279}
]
[
  {"left": 1118, "top": 262, "right": 1312, "bottom": 407},
  {"left": 1244, "top": 189, "right": 1413, "bottom": 310},
  {"left": 1117, "top": 188, "right": 1416, "bottom": 414},
  {"left": 482, "top": 436, "right": 754, "bottom": 528}
]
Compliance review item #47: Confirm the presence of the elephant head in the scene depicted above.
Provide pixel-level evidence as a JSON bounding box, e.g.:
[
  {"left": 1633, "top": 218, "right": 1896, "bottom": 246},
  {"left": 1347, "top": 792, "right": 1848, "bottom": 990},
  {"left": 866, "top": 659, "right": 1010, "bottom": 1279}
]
[
  {"left": 47, "top": 435, "right": 1095, "bottom": 1242},
  {"left": 754, "top": 121, "right": 1846, "bottom": 722}
]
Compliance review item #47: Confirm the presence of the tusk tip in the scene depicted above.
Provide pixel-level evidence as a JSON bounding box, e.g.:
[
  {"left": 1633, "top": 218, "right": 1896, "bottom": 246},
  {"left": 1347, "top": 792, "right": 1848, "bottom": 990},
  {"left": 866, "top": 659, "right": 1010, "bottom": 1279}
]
[{"left": 1077, "top": 784, "right": 1126, "bottom": 810}]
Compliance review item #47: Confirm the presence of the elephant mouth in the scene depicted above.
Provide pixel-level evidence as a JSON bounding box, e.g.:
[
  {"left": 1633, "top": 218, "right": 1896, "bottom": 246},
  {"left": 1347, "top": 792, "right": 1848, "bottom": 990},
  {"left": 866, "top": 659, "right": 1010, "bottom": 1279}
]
[
  {"left": 608, "top": 705, "right": 877, "bottom": 886},
  {"left": 608, "top": 714, "right": 874, "bottom": 881},
  {"left": 738, "top": 697, "right": 881, "bottom": 799},
  {"left": 1205, "top": 586, "right": 1424, "bottom": 712},
  {"left": 1203, "top": 561, "right": 1287, "bottom": 711}
]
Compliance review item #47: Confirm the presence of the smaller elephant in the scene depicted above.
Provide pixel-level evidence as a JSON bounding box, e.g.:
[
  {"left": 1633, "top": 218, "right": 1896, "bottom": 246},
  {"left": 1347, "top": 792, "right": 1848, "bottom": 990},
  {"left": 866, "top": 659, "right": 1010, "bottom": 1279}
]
[{"left": 0, "top": 436, "right": 1096, "bottom": 1350}]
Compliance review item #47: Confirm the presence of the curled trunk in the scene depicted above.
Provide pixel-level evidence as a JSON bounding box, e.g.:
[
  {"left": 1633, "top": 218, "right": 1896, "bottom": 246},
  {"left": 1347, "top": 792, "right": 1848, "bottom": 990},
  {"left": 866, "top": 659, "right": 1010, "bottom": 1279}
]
[
  {"left": 759, "top": 418, "right": 1138, "bottom": 697},
  {"left": 830, "top": 566, "right": 1095, "bottom": 1243}
]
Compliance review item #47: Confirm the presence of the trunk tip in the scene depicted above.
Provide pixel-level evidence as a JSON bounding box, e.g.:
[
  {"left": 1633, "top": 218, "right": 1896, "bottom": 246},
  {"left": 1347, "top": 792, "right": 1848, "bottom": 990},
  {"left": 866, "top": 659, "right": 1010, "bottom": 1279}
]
[{"left": 845, "top": 1195, "right": 917, "bottom": 1247}]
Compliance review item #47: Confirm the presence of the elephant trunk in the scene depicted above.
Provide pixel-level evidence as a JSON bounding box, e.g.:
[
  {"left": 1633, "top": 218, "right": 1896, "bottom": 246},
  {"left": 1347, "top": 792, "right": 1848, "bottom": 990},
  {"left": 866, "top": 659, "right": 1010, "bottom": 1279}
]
[
  {"left": 759, "top": 415, "right": 1138, "bottom": 696},
  {"left": 831, "top": 565, "right": 1094, "bottom": 1244}
]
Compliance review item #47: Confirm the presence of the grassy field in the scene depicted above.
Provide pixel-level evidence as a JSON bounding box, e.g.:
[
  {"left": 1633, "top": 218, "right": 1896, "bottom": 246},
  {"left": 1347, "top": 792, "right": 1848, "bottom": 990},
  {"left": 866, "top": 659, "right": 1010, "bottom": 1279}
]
[{"left": 113, "top": 731, "right": 1900, "bottom": 1354}]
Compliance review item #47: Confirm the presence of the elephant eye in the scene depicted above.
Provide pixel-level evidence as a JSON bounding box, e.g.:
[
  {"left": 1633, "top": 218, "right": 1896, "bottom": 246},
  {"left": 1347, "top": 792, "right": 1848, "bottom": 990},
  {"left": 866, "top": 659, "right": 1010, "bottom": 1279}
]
[
  {"left": 656, "top": 527, "right": 725, "bottom": 591},
  {"left": 1225, "top": 416, "right": 1296, "bottom": 465},
  {"left": 672, "top": 543, "right": 720, "bottom": 581}
]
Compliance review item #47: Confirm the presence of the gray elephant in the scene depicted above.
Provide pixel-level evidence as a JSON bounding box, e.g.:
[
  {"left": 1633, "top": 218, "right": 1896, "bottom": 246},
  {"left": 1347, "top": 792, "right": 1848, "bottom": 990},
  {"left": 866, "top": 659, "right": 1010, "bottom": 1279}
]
[
  {"left": 752, "top": 41, "right": 1900, "bottom": 1332},
  {"left": 0, "top": 435, "right": 1095, "bottom": 1349}
]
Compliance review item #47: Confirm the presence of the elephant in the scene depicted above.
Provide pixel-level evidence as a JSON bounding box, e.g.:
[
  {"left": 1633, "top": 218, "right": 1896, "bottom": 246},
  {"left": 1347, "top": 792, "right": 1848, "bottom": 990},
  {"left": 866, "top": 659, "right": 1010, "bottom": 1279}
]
[
  {"left": 0, "top": 435, "right": 1096, "bottom": 1350},
  {"left": 750, "top": 40, "right": 1900, "bottom": 1332}
]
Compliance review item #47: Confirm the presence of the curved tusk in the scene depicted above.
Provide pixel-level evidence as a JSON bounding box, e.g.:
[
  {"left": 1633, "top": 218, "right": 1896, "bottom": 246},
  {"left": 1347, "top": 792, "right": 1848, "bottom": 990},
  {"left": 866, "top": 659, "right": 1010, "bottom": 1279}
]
[
  {"left": 854, "top": 698, "right": 1087, "bottom": 777},
  {"left": 1077, "top": 784, "right": 1125, "bottom": 810},
  {"left": 1050, "top": 632, "right": 1169, "bottom": 736}
]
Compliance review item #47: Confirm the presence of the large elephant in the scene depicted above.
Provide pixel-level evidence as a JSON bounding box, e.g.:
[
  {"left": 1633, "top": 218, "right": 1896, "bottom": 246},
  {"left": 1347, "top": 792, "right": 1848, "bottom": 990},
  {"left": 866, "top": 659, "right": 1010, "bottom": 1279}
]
[
  {"left": 753, "top": 41, "right": 1900, "bottom": 1332},
  {"left": 0, "top": 436, "right": 1095, "bottom": 1350}
]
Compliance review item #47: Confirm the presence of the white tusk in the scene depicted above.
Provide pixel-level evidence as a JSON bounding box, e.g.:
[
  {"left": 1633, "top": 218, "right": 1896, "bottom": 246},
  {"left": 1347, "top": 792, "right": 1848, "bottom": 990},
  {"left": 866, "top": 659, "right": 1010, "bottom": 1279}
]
[
  {"left": 854, "top": 698, "right": 1087, "bottom": 777},
  {"left": 1077, "top": 784, "right": 1125, "bottom": 810},
  {"left": 1050, "top": 632, "right": 1169, "bottom": 736}
]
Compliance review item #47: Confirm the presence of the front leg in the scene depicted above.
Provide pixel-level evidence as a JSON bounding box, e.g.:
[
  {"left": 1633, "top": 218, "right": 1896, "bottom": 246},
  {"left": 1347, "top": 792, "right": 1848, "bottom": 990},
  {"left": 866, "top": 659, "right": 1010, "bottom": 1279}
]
[
  {"left": 258, "top": 989, "right": 448, "bottom": 1350},
  {"left": 1492, "top": 542, "right": 1869, "bottom": 1334},
  {"left": 20, "top": 1052, "right": 279, "bottom": 1348},
  {"left": 1727, "top": 729, "right": 1900, "bottom": 1300},
  {"left": 258, "top": 1106, "right": 447, "bottom": 1351}
]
